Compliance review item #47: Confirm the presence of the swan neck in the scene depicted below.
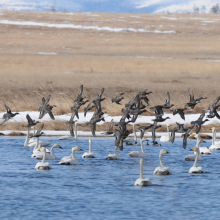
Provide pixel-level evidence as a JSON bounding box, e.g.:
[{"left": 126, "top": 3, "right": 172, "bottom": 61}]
[
  {"left": 140, "top": 139, "right": 145, "bottom": 153},
  {"left": 114, "top": 145, "right": 118, "bottom": 155},
  {"left": 33, "top": 126, "right": 36, "bottom": 140},
  {"left": 24, "top": 127, "right": 30, "bottom": 146},
  {"left": 196, "top": 138, "right": 202, "bottom": 157},
  {"left": 50, "top": 145, "right": 56, "bottom": 158},
  {"left": 133, "top": 124, "right": 137, "bottom": 141},
  {"left": 193, "top": 151, "right": 199, "bottom": 167},
  {"left": 213, "top": 128, "right": 216, "bottom": 145},
  {"left": 89, "top": 140, "right": 92, "bottom": 153},
  {"left": 42, "top": 150, "right": 46, "bottom": 163},
  {"left": 71, "top": 149, "right": 77, "bottom": 161},
  {"left": 140, "top": 159, "right": 144, "bottom": 179},
  {"left": 75, "top": 124, "right": 78, "bottom": 140},
  {"left": 159, "top": 154, "right": 164, "bottom": 168},
  {"left": 33, "top": 137, "right": 39, "bottom": 151}
]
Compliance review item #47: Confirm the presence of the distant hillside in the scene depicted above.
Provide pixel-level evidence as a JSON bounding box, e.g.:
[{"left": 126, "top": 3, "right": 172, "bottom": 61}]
[{"left": 0, "top": 0, "right": 220, "bottom": 13}]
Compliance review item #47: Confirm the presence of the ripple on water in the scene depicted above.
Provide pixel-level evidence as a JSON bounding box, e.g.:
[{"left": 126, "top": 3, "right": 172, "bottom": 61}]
[{"left": 0, "top": 137, "right": 219, "bottom": 220}]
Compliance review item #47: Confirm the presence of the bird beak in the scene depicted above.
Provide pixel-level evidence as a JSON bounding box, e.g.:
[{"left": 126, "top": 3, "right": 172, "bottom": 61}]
[
  {"left": 190, "top": 147, "right": 194, "bottom": 151},
  {"left": 145, "top": 138, "right": 148, "bottom": 141},
  {"left": 59, "top": 146, "right": 63, "bottom": 149}
]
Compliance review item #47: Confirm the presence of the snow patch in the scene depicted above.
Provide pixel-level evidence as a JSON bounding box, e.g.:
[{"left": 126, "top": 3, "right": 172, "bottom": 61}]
[{"left": 0, "top": 20, "right": 176, "bottom": 34}]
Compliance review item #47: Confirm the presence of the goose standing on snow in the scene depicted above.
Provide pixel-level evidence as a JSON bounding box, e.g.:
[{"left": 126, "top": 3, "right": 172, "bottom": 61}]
[
  {"left": 188, "top": 138, "right": 204, "bottom": 173},
  {"left": 210, "top": 127, "right": 220, "bottom": 150},
  {"left": 154, "top": 149, "right": 172, "bottom": 175},
  {"left": 160, "top": 124, "right": 172, "bottom": 142},
  {"left": 128, "top": 138, "right": 148, "bottom": 158},
  {"left": 82, "top": 139, "right": 96, "bottom": 158},
  {"left": 35, "top": 147, "right": 51, "bottom": 170},
  {"left": 134, "top": 158, "right": 152, "bottom": 186},
  {"left": 59, "top": 147, "right": 83, "bottom": 165}
]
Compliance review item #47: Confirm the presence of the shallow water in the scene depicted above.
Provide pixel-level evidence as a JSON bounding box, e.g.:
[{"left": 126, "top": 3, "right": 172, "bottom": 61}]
[{"left": 1, "top": 136, "right": 220, "bottom": 220}]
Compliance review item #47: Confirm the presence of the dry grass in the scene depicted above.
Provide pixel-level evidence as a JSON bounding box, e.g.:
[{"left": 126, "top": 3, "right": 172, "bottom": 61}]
[{"left": 0, "top": 11, "right": 220, "bottom": 130}]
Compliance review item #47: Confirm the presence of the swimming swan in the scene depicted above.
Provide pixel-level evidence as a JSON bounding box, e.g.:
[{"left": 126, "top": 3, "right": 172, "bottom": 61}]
[
  {"left": 189, "top": 145, "right": 204, "bottom": 173},
  {"left": 59, "top": 146, "right": 83, "bottom": 165},
  {"left": 24, "top": 126, "right": 51, "bottom": 147},
  {"left": 185, "top": 135, "right": 202, "bottom": 161},
  {"left": 134, "top": 158, "right": 152, "bottom": 186},
  {"left": 106, "top": 146, "right": 120, "bottom": 160},
  {"left": 32, "top": 136, "right": 50, "bottom": 154},
  {"left": 32, "top": 144, "right": 63, "bottom": 160},
  {"left": 35, "top": 147, "right": 51, "bottom": 170},
  {"left": 123, "top": 123, "right": 138, "bottom": 144},
  {"left": 58, "top": 123, "right": 79, "bottom": 140},
  {"left": 210, "top": 127, "right": 220, "bottom": 150},
  {"left": 82, "top": 139, "right": 96, "bottom": 158},
  {"left": 128, "top": 138, "right": 147, "bottom": 158},
  {"left": 154, "top": 149, "right": 172, "bottom": 175},
  {"left": 160, "top": 124, "right": 172, "bottom": 142}
]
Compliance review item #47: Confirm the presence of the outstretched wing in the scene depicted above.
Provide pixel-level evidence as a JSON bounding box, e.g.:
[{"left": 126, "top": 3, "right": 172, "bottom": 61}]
[
  {"left": 26, "top": 114, "right": 33, "bottom": 124},
  {"left": 109, "top": 119, "right": 114, "bottom": 132},
  {"left": 188, "top": 88, "right": 194, "bottom": 102},
  {"left": 4, "top": 104, "right": 11, "bottom": 113},
  {"left": 165, "top": 92, "right": 170, "bottom": 105},
  {"left": 97, "top": 88, "right": 105, "bottom": 99}
]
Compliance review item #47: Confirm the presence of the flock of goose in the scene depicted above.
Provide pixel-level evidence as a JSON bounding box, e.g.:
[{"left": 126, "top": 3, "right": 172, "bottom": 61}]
[{"left": 2, "top": 86, "right": 220, "bottom": 186}]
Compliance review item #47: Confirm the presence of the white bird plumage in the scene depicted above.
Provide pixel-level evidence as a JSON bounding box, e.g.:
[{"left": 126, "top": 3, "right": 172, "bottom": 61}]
[
  {"left": 58, "top": 122, "right": 79, "bottom": 140},
  {"left": 59, "top": 146, "right": 83, "bottom": 165},
  {"left": 82, "top": 139, "right": 96, "bottom": 158},
  {"left": 128, "top": 138, "right": 147, "bottom": 158},
  {"left": 106, "top": 146, "right": 120, "bottom": 160},
  {"left": 160, "top": 124, "right": 172, "bottom": 142},
  {"left": 24, "top": 126, "right": 51, "bottom": 147},
  {"left": 123, "top": 123, "right": 138, "bottom": 144},
  {"left": 189, "top": 135, "right": 204, "bottom": 174},
  {"left": 35, "top": 147, "right": 51, "bottom": 170},
  {"left": 154, "top": 149, "right": 172, "bottom": 175},
  {"left": 210, "top": 127, "right": 220, "bottom": 150},
  {"left": 134, "top": 158, "right": 152, "bottom": 186},
  {"left": 32, "top": 144, "right": 63, "bottom": 160},
  {"left": 185, "top": 135, "right": 202, "bottom": 161}
]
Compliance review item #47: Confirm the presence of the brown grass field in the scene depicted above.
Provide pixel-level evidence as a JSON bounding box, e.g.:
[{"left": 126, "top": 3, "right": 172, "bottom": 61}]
[{"left": 0, "top": 10, "right": 220, "bottom": 133}]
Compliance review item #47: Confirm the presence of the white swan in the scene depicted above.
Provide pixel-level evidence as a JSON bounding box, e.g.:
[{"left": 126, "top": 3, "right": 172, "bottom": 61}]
[
  {"left": 32, "top": 136, "right": 50, "bottom": 154},
  {"left": 58, "top": 123, "right": 79, "bottom": 140},
  {"left": 185, "top": 135, "right": 202, "bottom": 161},
  {"left": 59, "top": 146, "right": 83, "bottom": 165},
  {"left": 194, "top": 136, "right": 211, "bottom": 154},
  {"left": 134, "top": 158, "right": 152, "bottom": 186},
  {"left": 154, "top": 149, "right": 172, "bottom": 175},
  {"left": 160, "top": 124, "right": 172, "bottom": 142},
  {"left": 32, "top": 144, "right": 63, "bottom": 160},
  {"left": 188, "top": 146, "right": 204, "bottom": 174},
  {"left": 106, "top": 146, "right": 120, "bottom": 160},
  {"left": 35, "top": 147, "right": 51, "bottom": 170},
  {"left": 128, "top": 138, "right": 147, "bottom": 158},
  {"left": 210, "top": 127, "right": 220, "bottom": 150},
  {"left": 82, "top": 139, "right": 96, "bottom": 158},
  {"left": 24, "top": 126, "right": 51, "bottom": 147},
  {"left": 123, "top": 123, "right": 138, "bottom": 144}
]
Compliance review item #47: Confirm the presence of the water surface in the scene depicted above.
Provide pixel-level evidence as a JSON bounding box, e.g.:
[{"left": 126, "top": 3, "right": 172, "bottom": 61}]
[{"left": 0, "top": 137, "right": 219, "bottom": 220}]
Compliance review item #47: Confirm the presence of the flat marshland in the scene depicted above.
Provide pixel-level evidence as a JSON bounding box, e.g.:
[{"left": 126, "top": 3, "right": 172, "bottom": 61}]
[{"left": 0, "top": 10, "right": 220, "bottom": 132}]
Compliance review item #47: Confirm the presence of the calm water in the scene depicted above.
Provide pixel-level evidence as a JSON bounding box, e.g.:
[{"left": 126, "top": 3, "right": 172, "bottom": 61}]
[{"left": 1, "top": 136, "right": 220, "bottom": 220}]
